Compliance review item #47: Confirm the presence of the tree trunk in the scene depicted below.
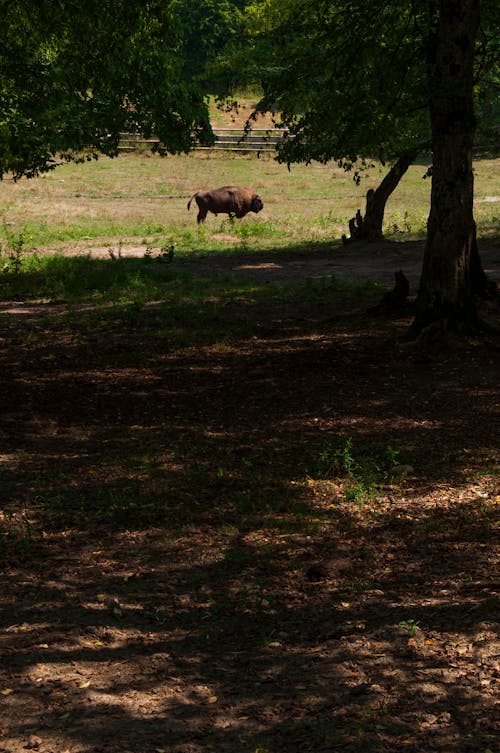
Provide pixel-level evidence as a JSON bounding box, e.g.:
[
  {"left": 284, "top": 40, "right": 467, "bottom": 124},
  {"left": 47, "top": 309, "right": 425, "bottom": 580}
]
[
  {"left": 342, "top": 150, "right": 417, "bottom": 243},
  {"left": 409, "top": 0, "right": 481, "bottom": 336}
]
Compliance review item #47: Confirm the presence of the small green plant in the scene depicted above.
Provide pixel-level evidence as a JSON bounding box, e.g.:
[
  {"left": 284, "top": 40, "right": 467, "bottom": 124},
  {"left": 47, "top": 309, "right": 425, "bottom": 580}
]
[
  {"left": 345, "top": 481, "right": 367, "bottom": 503},
  {"left": 219, "top": 217, "right": 235, "bottom": 233},
  {"left": 159, "top": 244, "right": 175, "bottom": 262},
  {"left": 388, "top": 211, "right": 413, "bottom": 234},
  {"left": 315, "top": 210, "right": 346, "bottom": 229},
  {"left": 399, "top": 618, "right": 420, "bottom": 637},
  {"left": 309, "top": 436, "right": 402, "bottom": 502},
  {"left": 1, "top": 224, "right": 27, "bottom": 273},
  {"left": 314, "top": 436, "right": 356, "bottom": 477}
]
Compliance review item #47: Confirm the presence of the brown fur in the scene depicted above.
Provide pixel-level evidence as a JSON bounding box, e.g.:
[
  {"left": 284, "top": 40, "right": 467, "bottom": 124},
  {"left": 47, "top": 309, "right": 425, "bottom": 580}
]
[{"left": 187, "top": 185, "right": 264, "bottom": 224}]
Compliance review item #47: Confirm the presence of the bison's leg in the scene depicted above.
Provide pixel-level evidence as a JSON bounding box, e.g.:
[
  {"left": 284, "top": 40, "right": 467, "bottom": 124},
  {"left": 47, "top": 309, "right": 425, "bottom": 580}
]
[{"left": 196, "top": 207, "right": 208, "bottom": 224}]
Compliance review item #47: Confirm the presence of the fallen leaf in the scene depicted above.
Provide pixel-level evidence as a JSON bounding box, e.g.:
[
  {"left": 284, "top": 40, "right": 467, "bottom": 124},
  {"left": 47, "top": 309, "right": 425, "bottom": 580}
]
[
  {"left": 78, "top": 681, "right": 91, "bottom": 689},
  {"left": 207, "top": 695, "right": 218, "bottom": 704},
  {"left": 1, "top": 689, "right": 13, "bottom": 695}
]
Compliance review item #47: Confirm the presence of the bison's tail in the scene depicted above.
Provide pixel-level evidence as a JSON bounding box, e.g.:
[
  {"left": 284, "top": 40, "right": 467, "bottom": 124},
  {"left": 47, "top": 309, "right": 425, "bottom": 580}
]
[{"left": 187, "top": 193, "right": 197, "bottom": 211}]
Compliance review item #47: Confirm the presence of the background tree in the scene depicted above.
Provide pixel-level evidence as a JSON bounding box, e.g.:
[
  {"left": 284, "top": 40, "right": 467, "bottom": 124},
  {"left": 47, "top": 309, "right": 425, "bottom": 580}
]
[
  {"left": 0, "top": 0, "right": 213, "bottom": 179},
  {"left": 173, "top": 0, "right": 249, "bottom": 93}
]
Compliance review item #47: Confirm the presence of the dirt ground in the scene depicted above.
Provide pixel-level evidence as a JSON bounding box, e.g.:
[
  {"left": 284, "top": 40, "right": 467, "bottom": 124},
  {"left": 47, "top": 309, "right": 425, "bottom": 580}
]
[
  {"left": 175, "top": 237, "right": 500, "bottom": 288},
  {"left": 0, "top": 240, "right": 499, "bottom": 753}
]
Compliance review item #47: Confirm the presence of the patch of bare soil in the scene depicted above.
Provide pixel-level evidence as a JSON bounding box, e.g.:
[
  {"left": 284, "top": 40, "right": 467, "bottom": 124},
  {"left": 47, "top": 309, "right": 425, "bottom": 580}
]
[
  {"left": 183, "top": 237, "right": 500, "bottom": 290},
  {"left": 0, "top": 243, "right": 499, "bottom": 753}
]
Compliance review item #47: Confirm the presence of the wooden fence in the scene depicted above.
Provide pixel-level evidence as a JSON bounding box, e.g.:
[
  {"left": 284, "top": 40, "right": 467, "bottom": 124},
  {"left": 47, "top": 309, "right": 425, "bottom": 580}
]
[{"left": 118, "top": 127, "right": 289, "bottom": 154}]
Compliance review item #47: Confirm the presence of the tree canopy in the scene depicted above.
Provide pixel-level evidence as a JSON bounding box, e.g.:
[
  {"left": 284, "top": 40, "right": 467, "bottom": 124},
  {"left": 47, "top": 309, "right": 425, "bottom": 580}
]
[
  {"left": 173, "top": 0, "right": 249, "bottom": 93},
  {"left": 227, "top": 0, "right": 497, "bottom": 170},
  {"left": 225, "top": 0, "right": 429, "bottom": 168},
  {"left": 0, "top": 0, "right": 213, "bottom": 179}
]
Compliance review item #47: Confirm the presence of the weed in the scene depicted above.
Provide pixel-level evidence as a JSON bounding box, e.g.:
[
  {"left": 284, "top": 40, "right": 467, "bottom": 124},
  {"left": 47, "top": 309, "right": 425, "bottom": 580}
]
[
  {"left": 234, "top": 221, "right": 276, "bottom": 239},
  {"left": 315, "top": 210, "right": 347, "bottom": 230},
  {"left": 345, "top": 482, "right": 367, "bottom": 503},
  {"left": 308, "top": 436, "right": 402, "bottom": 502},
  {"left": 399, "top": 618, "right": 420, "bottom": 637},
  {"left": 159, "top": 244, "right": 175, "bottom": 262},
  {"left": 388, "top": 211, "right": 413, "bottom": 234},
  {"left": 385, "top": 210, "right": 427, "bottom": 239},
  {"left": 1, "top": 222, "right": 27, "bottom": 273},
  {"left": 315, "top": 436, "right": 357, "bottom": 476}
]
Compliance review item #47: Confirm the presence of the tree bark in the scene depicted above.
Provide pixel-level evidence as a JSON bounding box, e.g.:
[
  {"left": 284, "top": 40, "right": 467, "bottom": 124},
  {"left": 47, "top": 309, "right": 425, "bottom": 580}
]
[
  {"left": 343, "top": 150, "right": 417, "bottom": 243},
  {"left": 409, "top": 0, "right": 482, "bottom": 336}
]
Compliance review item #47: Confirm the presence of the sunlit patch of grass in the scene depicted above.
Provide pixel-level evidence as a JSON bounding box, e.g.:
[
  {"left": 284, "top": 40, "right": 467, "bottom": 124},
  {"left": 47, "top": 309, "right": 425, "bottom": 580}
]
[
  {"left": 1, "top": 153, "right": 497, "bottom": 257},
  {"left": 384, "top": 209, "right": 428, "bottom": 240}
]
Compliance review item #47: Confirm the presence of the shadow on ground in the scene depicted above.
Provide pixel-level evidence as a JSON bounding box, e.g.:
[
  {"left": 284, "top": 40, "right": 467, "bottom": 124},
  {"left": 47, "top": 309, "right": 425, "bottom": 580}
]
[{"left": 0, "top": 250, "right": 498, "bottom": 753}]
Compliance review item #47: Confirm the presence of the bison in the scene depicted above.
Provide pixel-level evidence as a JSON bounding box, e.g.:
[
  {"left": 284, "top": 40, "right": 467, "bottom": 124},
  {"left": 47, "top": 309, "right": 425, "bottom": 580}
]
[{"left": 187, "top": 185, "right": 264, "bottom": 224}]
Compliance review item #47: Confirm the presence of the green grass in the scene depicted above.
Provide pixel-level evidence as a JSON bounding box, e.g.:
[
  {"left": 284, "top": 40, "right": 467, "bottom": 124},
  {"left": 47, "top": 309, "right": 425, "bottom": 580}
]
[
  {"left": 1, "top": 152, "right": 498, "bottom": 257},
  {"left": 0, "top": 243, "right": 382, "bottom": 307}
]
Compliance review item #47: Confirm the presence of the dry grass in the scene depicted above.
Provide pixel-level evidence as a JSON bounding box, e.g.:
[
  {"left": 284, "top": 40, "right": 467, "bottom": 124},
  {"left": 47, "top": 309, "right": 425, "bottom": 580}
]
[{"left": 0, "top": 101, "right": 498, "bottom": 255}]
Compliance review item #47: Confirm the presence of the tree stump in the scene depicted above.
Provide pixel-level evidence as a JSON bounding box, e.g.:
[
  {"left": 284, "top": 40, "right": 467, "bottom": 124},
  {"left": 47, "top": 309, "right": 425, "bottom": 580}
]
[{"left": 369, "top": 270, "right": 410, "bottom": 313}]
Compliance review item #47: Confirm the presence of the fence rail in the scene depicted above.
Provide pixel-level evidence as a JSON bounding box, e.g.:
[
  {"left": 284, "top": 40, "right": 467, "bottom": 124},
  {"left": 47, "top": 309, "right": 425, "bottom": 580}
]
[{"left": 118, "top": 128, "right": 289, "bottom": 154}]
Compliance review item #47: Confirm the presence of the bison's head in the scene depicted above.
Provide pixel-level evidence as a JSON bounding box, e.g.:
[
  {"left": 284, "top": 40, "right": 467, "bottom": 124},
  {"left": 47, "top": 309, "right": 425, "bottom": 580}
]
[{"left": 252, "top": 194, "right": 264, "bottom": 213}]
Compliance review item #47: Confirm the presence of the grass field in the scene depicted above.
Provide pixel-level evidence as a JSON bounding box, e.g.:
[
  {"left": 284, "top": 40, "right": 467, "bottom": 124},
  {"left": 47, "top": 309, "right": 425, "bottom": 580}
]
[{"left": 1, "top": 149, "right": 498, "bottom": 257}]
